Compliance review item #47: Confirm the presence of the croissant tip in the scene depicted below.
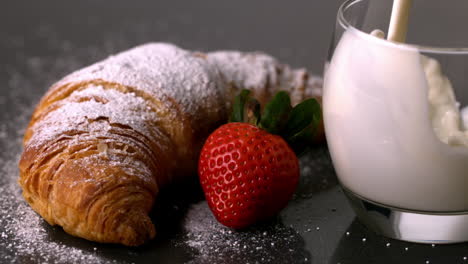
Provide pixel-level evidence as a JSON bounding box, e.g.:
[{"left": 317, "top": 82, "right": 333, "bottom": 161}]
[{"left": 117, "top": 215, "right": 156, "bottom": 247}]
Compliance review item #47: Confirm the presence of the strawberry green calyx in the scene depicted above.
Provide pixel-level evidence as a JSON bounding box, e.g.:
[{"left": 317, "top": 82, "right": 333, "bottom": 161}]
[
  {"left": 260, "top": 91, "right": 292, "bottom": 134},
  {"left": 229, "top": 89, "right": 322, "bottom": 155},
  {"left": 285, "top": 97, "right": 322, "bottom": 155}
]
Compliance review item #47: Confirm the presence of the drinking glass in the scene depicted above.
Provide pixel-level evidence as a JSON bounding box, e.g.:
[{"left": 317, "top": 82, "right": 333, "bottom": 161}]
[{"left": 324, "top": 0, "right": 468, "bottom": 243}]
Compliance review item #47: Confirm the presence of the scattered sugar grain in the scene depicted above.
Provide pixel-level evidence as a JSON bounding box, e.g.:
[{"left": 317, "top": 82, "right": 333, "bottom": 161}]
[
  {"left": 0, "top": 33, "right": 124, "bottom": 264},
  {"left": 182, "top": 202, "right": 309, "bottom": 263}
]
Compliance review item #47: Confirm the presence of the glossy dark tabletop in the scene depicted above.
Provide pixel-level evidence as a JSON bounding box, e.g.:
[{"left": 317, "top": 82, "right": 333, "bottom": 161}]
[{"left": 1, "top": 1, "right": 467, "bottom": 263}]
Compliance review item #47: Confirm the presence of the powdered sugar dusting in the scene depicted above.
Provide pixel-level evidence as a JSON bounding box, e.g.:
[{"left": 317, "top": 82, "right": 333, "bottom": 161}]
[
  {"left": 0, "top": 25, "right": 127, "bottom": 263},
  {"left": 0, "top": 181, "right": 116, "bottom": 264},
  {"left": 208, "top": 51, "right": 279, "bottom": 92},
  {"left": 208, "top": 51, "right": 323, "bottom": 106},
  {"left": 0, "top": 109, "right": 116, "bottom": 263},
  {"left": 53, "top": 43, "right": 227, "bottom": 132},
  {"left": 28, "top": 85, "right": 161, "bottom": 149},
  {"left": 2, "top": 20, "right": 324, "bottom": 262},
  {"left": 180, "top": 146, "right": 339, "bottom": 263},
  {"left": 181, "top": 202, "right": 310, "bottom": 264}
]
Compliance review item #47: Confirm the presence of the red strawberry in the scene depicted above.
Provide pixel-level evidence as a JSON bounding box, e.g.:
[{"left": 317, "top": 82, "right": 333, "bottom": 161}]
[
  {"left": 198, "top": 122, "right": 299, "bottom": 228},
  {"left": 198, "top": 90, "right": 322, "bottom": 228}
]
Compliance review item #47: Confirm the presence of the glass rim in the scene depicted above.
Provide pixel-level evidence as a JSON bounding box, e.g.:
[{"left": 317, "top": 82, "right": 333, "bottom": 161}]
[{"left": 337, "top": 0, "right": 468, "bottom": 54}]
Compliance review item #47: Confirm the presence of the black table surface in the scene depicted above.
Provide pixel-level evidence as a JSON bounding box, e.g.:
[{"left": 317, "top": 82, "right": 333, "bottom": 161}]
[{"left": 1, "top": 1, "right": 468, "bottom": 263}]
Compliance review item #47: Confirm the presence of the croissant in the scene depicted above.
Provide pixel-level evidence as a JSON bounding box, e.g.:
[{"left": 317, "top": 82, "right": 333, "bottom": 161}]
[{"left": 18, "top": 43, "right": 322, "bottom": 246}]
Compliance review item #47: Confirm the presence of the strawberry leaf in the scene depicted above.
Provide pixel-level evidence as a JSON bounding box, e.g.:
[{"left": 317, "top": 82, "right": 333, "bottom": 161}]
[
  {"left": 230, "top": 89, "right": 251, "bottom": 123},
  {"left": 284, "top": 99, "right": 322, "bottom": 155},
  {"left": 288, "top": 118, "right": 323, "bottom": 155},
  {"left": 286, "top": 123, "right": 318, "bottom": 156},
  {"left": 283, "top": 98, "right": 322, "bottom": 139},
  {"left": 228, "top": 89, "right": 322, "bottom": 156},
  {"left": 259, "top": 91, "right": 292, "bottom": 135}
]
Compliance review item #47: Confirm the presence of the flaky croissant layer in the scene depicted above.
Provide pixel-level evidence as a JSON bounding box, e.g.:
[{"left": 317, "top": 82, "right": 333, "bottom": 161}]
[{"left": 18, "top": 43, "right": 322, "bottom": 246}]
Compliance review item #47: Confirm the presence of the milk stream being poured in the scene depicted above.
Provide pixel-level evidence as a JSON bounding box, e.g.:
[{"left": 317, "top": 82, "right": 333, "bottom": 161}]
[{"left": 324, "top": 28, "right": 468, "bottom": 212}]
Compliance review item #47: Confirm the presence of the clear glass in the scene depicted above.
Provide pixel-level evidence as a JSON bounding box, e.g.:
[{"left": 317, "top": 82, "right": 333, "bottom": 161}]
[{"left": 324, "top": 0, "right": 468, "bottom": 243}]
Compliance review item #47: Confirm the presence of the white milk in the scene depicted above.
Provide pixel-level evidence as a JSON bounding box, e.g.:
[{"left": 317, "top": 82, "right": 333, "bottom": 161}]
[{"left": 324, "top": 28, "right": 468, "bottom": 212}]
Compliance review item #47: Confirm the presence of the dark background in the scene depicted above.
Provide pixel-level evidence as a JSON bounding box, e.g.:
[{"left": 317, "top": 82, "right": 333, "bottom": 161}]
[
  {"left": 2, "top": 1, "right": 468, "bottom": 263},
  {"left": 0, "top": 0, "right": 343, "bottom": 76}
]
